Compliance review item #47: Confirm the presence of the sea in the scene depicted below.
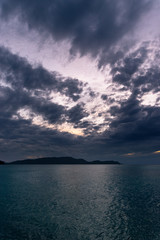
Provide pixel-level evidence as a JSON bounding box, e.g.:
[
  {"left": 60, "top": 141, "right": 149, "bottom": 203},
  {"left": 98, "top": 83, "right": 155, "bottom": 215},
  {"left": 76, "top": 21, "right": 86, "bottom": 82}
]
[{"left": 0, "top": 164, "right": 160, "bottom": 240}]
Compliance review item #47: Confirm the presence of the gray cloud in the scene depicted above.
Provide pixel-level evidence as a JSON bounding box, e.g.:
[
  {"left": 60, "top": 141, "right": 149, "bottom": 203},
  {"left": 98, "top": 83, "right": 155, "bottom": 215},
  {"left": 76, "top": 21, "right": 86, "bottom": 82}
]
[
  {"left": 1, "top": 2, "right": 160, "bottom": 164},
  {"left": 0, "top": 116, "right": 84, "bottom": 159},
  {"left": 0, "top": 0, "right": 152, "bottom": 62},
  {"left": 110, "top": 42, "right": 160, "bottom": 95},
  {"left": 107, "top": 93, "right": 160, "bottom": 144},
  {"left": 68, "top": 103, "right": 88, "bottom": 125},
  {"left": 0, "top": 85, "right": 66, "bottom": 124},
  {"left": 0, "top": 46, "right": 90, "bottom": 126},
  {"left": 0, "top": 46, "right": 84, "bottom": 101},
  {"left": 111, "top": 45, "right": 148, "bottom": 87},
  {"left": 1, "top": 43, "right": 160, "bottom": 164}
]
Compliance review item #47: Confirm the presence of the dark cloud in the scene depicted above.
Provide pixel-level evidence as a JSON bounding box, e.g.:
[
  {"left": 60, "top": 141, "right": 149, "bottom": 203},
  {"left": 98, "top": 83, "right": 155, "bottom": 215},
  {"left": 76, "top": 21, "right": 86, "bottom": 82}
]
[
  {"left": 97, "top": 42, "right": 160, "bottom": 162},
  {"left": 1, "top": 85, "right": 160, "bottom": 164},
  {"left": 108, "top": 94, "right": 160, "bottom": 143},
  {"left": 1, "top": 2, "right": 160, "bottom": 164},
  {"left": 1, "top": 44, "right": 160, "bottom": 163},
  {"left": 110, "top": 43, "right": 160, "bottom": 97},
  {"left": 0, "top": 46, "right": 84, "bottom": 101},
  {"left": 111, "top": 45, "right": 148, "bottom": 87},
  {"left": 0, "top": 85, "right": 66, "bottom": 124},
  {"left": 101, "top": 94, "right": 108, "bottom": 101},
  {"left": 0, "top": 0, "right": 152, "bottom": 62},
  {"left": 0, "top": 116, "right": 85, "bottom": 160},
  {"left": 0, "top": 46, "right": 91, "bottom": 127},
  {"left": 68, "top": 103, "right": 88, "bottom": 125},
  {"left": 57, "top": 78, "right": 83, "bottom": 101}
]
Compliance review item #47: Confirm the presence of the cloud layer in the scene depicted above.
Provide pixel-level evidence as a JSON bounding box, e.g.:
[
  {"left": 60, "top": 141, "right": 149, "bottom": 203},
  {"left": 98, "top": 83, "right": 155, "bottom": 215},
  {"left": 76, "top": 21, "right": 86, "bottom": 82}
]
[
  {"left": 0, "top": 0, "right": 153, "bottom": 60},
  {"left": 0, "top": 0, "right": 160, "bottom": 163}
]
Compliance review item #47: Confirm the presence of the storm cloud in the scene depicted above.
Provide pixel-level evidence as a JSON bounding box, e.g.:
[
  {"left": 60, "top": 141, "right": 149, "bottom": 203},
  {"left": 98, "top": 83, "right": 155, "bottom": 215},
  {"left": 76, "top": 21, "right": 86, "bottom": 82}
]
[
  {"left": 0, "top": 0, "right": 160, "bottom": 163},
  {"left": 0, "top": 0, "right": 152, "bottom": 61},
  {"left": 0, "top": 46, "right": 84, "bottom": 101},
  {"left": 0, "top": 46, "right": 91, "bottom": 128}
]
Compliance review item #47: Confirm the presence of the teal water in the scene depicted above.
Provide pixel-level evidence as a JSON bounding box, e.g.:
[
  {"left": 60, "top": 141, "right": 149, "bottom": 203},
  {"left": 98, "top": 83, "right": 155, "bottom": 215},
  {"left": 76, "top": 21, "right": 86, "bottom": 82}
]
[{"left": 0, "top": 165, "right": 160, "bottom": 240}]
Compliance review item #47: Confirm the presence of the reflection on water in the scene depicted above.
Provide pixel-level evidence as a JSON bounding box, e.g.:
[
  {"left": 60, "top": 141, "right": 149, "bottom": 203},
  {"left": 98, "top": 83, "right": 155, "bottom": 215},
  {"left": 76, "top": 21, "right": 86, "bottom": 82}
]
[{"left": 0, "top": 165, "right": 160, "bottom": 240}]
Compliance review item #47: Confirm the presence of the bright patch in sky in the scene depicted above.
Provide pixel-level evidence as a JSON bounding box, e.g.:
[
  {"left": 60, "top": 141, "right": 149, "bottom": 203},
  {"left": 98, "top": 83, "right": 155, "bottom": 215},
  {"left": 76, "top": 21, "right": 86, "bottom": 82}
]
[
  {"left": 153, "top": 150, "right": 160, "bottom": 154},
  {"left": 17, "top": 108, "right": 84, "bottom": 136},
  {"left": 141, "top": 92, "right": 160, "bottom": 106},
  {"left": 124, "top": 153, "right": 135, "bottom": 156}
]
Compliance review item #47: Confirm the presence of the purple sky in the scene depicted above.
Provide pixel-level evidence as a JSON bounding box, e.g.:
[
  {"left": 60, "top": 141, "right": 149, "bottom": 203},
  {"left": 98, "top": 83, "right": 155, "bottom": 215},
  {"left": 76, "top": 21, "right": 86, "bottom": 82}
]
[{"left": 0, "top": 0, "right": 160, "bottom": 163}]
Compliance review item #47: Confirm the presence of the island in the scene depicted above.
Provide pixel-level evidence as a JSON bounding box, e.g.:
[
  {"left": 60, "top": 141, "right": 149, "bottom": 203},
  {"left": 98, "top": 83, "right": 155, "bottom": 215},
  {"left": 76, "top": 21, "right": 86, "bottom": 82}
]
[{"left": 8, "top": 157, "right": 120, "bottom": 165}]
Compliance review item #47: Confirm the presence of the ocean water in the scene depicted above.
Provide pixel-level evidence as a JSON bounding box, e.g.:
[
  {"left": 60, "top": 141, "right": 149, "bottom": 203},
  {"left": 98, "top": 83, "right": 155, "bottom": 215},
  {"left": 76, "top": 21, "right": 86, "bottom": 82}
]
[{"left": 0, "top": 165, "right": 160, "bottom": 240}]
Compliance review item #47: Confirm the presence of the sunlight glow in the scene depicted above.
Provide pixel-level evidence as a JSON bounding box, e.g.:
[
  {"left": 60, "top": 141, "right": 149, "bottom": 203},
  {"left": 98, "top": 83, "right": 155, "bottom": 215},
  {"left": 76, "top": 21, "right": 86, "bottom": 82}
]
[
  {"left": 16, "top": 108, "right": 84, "bottom": 136},
  {"left": 153, "top": 150, "right": 160, "bottom": 154},
  {"left": 124, "top": 152, "right": 135, "bottom": 156}
]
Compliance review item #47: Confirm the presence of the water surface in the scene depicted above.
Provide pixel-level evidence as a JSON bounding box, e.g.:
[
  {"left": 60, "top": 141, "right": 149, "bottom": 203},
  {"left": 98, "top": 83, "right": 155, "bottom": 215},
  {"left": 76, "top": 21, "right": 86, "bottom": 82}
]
[{"left": 0, "top": 165, "right": 160, "bottom": 240}]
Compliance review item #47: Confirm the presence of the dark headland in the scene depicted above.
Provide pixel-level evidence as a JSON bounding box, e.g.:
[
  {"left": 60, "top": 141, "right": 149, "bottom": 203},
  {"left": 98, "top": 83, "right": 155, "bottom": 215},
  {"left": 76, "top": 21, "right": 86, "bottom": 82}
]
[{"left": 8, "top": 157, "right": 121, "bottom": 165}]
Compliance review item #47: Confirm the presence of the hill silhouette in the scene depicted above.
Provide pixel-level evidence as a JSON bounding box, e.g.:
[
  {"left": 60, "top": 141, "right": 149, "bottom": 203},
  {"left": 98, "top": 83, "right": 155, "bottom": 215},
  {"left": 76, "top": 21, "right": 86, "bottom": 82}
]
[{"left": 9, "top": 157, "right": 120, "bottom": 165}]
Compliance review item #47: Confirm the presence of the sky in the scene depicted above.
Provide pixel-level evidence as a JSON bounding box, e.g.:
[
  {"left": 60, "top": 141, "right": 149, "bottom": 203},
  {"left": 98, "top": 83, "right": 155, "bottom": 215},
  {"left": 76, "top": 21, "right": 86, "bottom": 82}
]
[{"left": 0, "top": 0, "right": 160, "bottom": 164}]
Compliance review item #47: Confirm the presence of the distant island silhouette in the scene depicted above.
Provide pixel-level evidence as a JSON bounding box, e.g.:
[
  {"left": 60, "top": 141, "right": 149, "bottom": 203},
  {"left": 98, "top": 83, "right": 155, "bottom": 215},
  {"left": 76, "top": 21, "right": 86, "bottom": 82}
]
[
  {"left": 7, "top": 157, "right": 121, "bottom": 165},
  {"left": 0, "top": 160, "right": 5, "bottom": 164}
]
